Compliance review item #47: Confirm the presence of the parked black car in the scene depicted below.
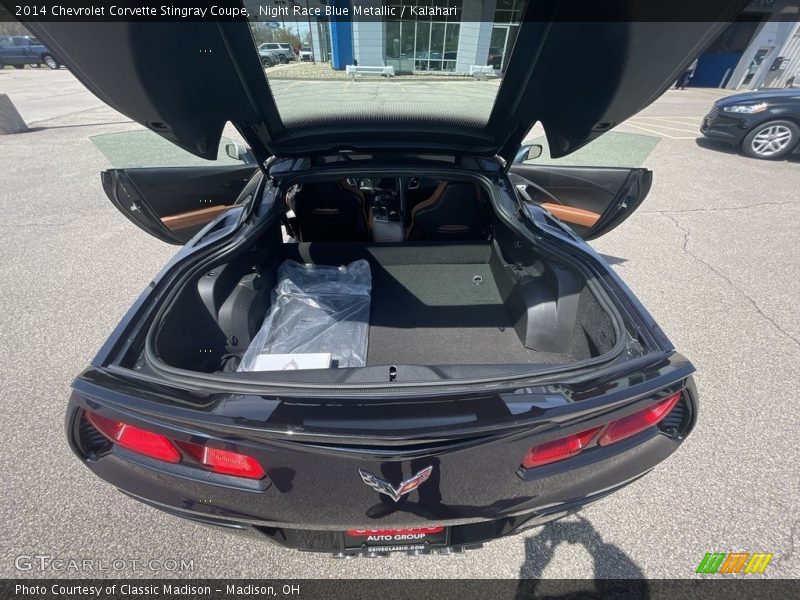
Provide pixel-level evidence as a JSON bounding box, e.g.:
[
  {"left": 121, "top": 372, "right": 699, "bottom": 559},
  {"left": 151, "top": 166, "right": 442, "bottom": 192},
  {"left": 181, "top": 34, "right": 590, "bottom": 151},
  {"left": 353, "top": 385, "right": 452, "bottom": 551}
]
[
  {"left": 26, "top": 10, "right": 740, "bottom": 557},
  {"left": 0, "top": 35, "right": 60, "bottom": 69},
  {"left": 701, "top": 88, "right": 800, "bottom": 159}
]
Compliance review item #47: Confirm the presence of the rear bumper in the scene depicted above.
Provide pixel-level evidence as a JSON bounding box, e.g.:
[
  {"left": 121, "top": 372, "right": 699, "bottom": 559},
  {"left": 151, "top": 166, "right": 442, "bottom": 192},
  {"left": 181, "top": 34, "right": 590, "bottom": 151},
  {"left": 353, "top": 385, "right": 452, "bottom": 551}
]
[
  {"left": 66, "top": 376, "right": 696, "bottom": 553},
  {"left": 133, "top": 472, "right": 648, "bottom": 556}
]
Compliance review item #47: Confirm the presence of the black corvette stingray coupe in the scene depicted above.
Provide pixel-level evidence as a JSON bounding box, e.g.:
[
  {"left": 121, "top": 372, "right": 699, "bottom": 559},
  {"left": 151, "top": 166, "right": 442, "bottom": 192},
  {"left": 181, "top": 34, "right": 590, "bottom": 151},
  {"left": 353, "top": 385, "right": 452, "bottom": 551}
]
[{"left": 24, "top": 3, "right": 743, "bottom": 556}]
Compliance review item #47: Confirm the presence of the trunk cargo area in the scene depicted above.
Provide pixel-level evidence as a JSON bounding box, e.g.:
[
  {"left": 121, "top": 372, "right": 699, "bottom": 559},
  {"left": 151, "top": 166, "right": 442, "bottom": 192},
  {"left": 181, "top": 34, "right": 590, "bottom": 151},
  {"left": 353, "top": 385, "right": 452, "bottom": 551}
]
[
  {"left": 367, "top": 262, "right": 568, "bottom": 366},
  {"left": 151, "top": 236, "right": 617, "bottom": 376}
]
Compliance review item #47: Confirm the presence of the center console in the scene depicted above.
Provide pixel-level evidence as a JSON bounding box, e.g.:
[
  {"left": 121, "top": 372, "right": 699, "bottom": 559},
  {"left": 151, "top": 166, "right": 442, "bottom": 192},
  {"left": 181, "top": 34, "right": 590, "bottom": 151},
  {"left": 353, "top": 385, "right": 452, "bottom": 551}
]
[{"left": 367, "top": 182, "right": 404, "bottom": 242}]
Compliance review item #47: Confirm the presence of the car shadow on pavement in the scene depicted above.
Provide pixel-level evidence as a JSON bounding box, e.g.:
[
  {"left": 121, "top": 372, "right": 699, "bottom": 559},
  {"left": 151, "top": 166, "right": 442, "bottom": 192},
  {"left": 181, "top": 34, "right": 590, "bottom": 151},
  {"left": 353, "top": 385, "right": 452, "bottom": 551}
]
[
  {"left": 693, "top": 136, "right": 740, "bottom": 156},
  {"left": 515, "top": 515, "right": 649, "bottom": 598}
]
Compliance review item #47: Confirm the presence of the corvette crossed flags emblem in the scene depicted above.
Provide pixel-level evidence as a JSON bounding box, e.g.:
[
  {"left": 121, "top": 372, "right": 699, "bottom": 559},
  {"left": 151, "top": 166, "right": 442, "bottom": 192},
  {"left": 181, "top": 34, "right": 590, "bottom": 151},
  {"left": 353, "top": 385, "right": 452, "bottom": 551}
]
[{"left": 358, "top": 466, "right": 433, "bottom": 502}]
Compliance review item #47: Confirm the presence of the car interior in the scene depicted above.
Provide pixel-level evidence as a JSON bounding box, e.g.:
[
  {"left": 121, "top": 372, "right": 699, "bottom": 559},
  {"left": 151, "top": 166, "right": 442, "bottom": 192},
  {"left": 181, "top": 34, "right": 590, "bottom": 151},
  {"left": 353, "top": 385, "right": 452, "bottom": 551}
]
[
  {"left": 138, "top": 174, "right": 620, "bottom": 380},
  {"left": 283, "top": 176, "right": 493, "bottom": 244}
]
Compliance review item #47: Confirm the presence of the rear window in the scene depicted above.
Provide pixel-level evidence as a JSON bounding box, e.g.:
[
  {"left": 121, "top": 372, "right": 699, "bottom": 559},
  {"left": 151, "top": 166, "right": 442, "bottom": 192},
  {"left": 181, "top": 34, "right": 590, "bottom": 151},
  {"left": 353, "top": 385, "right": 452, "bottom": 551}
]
[{"left": 248, "top": 0, "right": 527, "bottom": 128}]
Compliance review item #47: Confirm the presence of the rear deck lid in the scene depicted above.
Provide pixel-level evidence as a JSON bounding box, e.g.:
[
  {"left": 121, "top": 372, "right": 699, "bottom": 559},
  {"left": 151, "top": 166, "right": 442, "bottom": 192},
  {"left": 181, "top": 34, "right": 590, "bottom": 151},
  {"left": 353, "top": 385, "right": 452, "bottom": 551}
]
[{"left": 26, "top": 1, "right": 745, "bottom": 163}]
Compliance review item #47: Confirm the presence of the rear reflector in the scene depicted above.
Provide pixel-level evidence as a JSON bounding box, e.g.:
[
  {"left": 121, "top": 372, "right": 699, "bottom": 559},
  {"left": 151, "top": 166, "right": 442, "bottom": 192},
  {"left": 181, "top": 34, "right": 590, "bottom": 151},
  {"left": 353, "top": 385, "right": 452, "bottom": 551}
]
[
  {"left": 178, "top": 442, "right": 266, "bottom": 480},
  {"left": 85, "top": 411, "right": 181, "bottom": 464},
  {"left": 521, "top": 427, "right": 601, "bottom": 468},
  {"left": 347, "top": 527, "right": 444, "bottom": 536},
  {"left": 597, "top": 392, "right": 682, "bottom": 446}
]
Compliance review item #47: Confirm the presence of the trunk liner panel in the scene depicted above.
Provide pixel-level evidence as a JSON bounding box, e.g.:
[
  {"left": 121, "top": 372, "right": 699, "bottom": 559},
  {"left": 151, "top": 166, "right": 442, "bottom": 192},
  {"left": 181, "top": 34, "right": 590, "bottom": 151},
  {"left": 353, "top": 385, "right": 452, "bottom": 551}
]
[{"left": 366, "top": 264, "right": 570, "bottom": 366}]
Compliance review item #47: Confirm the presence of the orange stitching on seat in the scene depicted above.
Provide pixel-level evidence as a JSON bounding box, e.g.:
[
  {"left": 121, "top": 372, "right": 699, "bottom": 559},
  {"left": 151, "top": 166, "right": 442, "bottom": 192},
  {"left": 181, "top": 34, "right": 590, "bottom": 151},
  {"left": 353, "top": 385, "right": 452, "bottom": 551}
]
[{"left": 406, "top": 181, "right": 449, "bottom": 238}]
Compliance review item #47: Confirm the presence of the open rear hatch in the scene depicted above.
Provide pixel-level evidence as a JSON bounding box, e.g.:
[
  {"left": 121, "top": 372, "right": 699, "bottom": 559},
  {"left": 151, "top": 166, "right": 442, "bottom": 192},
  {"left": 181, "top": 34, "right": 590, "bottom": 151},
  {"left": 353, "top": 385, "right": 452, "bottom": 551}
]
[{"left": 25, "top": 7, "right": 742, "bottom": 163}]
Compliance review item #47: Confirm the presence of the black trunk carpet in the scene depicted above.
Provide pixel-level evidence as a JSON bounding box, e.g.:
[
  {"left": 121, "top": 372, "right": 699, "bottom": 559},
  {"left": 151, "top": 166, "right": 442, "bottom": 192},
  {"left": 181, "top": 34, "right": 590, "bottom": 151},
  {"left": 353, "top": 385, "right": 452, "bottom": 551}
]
[{"left": 366, "top": 264, "right": 571, "bottom": 366}]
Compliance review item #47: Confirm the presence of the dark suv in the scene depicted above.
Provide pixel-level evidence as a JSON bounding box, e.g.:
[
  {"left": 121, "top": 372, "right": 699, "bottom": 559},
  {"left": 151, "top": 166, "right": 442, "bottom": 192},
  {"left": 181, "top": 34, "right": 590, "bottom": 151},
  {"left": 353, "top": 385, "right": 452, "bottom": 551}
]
[{"left": 0, "top": 35, "right": 60, "bottom": 69}]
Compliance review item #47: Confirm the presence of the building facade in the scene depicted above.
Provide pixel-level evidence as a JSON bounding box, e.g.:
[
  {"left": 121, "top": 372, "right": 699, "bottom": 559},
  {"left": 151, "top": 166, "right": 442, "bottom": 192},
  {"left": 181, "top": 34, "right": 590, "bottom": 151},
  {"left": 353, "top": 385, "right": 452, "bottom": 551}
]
[
  {"left": 692, "top": 0, "right": 800, "bottom": 89},
  {"left": 249, "top": 0, "right": 800, "bottom": 87},
  {"left": 249, "top": 0, "right": 525, "bottom": 74}
]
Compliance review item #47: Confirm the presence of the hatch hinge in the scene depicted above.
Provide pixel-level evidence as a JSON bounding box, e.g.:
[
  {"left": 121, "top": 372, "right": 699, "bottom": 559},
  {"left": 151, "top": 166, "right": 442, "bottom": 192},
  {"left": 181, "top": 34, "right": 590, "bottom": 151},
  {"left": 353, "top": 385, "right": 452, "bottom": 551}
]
[{"left": 623, "top": 333, "right": 645, "bottom": 359}]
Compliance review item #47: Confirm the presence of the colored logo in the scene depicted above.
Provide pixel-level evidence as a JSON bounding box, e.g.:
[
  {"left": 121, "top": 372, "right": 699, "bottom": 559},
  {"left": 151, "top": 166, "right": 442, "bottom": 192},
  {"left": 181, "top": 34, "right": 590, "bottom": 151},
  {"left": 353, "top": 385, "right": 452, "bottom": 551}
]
[
  {"left": 358, "top": 466, "right": 433, "bottom": 502},
  {"left": 696, "top": 552, "right": 773, "bottom": 574}
]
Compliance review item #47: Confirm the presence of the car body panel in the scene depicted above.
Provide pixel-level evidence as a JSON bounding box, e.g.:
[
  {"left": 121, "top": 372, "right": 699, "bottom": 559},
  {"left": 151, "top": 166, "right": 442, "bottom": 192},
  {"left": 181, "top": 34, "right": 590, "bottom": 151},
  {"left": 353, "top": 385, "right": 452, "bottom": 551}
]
[
  {"left": 103, "top": 156, "right": 650, "bottom": 244},
  {"left": 509, "top": 165, "right": 652, "bottom": 240},
  {"left": 716, "top": 88, "right": 800, "bottom": 107},
  {"left": 24, "top": 7, "right": 742, "bottom": 163},
  {"left": 68, "top": 352, "right": 694, "bottom": 535},
  {"left": 22, "top": 21, "right": 280, "bottom": 161},
  {"left": 701, "top": 88, "right": 800, "bottom": 152},
  {"left": 101, "top": 165, "right": 256, "bottom": 244},
  {"left": 257, "top": 48, "right": 279, "bottom": 66},
  {"left": 0, "top": 35, "right": 56, "bottom": 66}
]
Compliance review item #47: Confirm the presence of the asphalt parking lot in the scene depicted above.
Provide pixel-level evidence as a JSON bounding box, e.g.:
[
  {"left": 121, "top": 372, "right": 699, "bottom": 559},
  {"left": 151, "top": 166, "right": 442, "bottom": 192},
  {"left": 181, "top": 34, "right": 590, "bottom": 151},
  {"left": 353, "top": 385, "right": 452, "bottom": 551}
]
[
  {"left": 268, "top": 77, "right": 500, "bottom": 124},
  {"left": 1, "top": 69, "right": 798, "bottom": 580}
]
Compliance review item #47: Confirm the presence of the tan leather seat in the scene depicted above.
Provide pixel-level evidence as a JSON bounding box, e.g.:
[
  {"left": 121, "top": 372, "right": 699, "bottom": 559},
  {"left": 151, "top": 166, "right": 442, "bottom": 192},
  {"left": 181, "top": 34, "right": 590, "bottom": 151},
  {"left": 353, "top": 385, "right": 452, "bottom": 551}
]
[{"left": 406, "top": 182, "right": 491, "bottom": 241}]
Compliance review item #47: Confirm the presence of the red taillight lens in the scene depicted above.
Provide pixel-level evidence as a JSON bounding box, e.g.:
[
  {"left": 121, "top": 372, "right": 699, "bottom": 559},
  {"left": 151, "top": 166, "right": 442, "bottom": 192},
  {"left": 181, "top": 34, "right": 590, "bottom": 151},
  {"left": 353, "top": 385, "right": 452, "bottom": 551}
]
[
  {"left": 178, "top": 442, "right": 266, "bottom": 480},
  {"left": 597, "top": 392, "right": 681, "bottom": 447},
  {"left": 521, "top": 427, "right": 601, "bottom": 468},
  {"left": 84, "top": 411, "right": 265, "bottom": 478},
  {"left": 85, "top": 411, "right": 181, "bottom": 463}
]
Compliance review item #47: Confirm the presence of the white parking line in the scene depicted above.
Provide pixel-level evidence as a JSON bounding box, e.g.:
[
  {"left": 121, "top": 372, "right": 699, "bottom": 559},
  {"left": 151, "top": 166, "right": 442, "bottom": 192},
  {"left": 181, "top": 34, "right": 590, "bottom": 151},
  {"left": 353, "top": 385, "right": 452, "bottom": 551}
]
[
  {"left": 634, "top": 116, "right": 704, "bottom": 122},
  {"left": 627, "top": 119, "right": 699, "bottom": 134},
  {"left": 618, "top": 121, "right": 697, "bottom": 140},
  {"left": 273, "top": 80, "right": 306, "bottom": 91},
  {"left": 674, "top": 87, "right": 735, "bottom": 96}
]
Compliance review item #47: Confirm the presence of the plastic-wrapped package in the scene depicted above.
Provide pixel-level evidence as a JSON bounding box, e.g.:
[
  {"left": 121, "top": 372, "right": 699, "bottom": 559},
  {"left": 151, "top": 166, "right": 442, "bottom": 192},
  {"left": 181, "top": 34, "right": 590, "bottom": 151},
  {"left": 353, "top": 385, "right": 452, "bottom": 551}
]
[{"left": 238, "top": 259, "right": 372, "bottom": 371}]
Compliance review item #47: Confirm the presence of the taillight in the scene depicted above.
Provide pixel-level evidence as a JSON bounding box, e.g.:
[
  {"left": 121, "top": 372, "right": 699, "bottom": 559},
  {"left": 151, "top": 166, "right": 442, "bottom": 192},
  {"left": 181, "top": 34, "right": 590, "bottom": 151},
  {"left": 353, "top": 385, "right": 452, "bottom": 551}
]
[
  {"left": 178, "top": 442, "right": 266, "bottom": 480},
  {"left": 85, "top": 411, "right": 180, "bottom": 463},
  {"left": 520, "top": 391, "right": 684, "bottom": 469},
  {"left": 521, "top": 427, "right": 601, "bottom": 468},
  {"left": 597, "top": 392, "right": 681, "bottom": 446},
  {"left": 83, "top": 411, "right": 265, "bottom": 479}
]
